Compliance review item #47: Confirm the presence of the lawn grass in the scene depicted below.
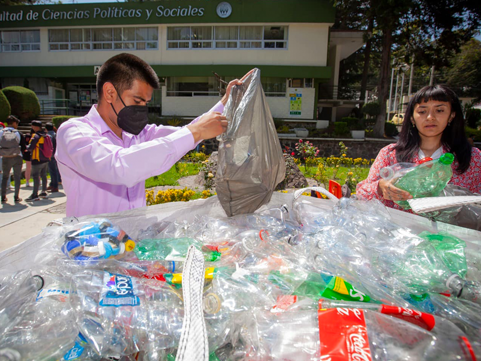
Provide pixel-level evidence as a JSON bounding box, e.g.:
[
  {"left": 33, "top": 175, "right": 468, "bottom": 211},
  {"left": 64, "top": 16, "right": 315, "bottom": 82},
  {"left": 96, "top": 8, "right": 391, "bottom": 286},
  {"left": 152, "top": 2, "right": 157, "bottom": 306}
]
[
  {"left": 145, "top": 163, "right": 201, "bottom": 188},
  {"left": 144, "top": 161, "right": 371, "bottom": 190}
]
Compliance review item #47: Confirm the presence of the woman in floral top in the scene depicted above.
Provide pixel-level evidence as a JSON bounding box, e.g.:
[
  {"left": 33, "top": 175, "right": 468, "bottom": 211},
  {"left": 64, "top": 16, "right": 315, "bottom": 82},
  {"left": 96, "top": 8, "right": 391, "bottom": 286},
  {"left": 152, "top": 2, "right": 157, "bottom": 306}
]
[{"left": 356, "top": 85, "right": 481, "bottom": 212}]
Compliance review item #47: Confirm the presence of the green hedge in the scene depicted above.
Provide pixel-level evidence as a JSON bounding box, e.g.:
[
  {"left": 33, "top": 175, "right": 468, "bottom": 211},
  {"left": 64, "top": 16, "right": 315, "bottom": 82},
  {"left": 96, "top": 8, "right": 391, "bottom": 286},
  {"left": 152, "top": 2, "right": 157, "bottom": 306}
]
[
  {"left": 466, "top": 109, "right": 481, "bottom": 129},
  {"left": 465, "top": 126, "right": 481, "bottom": 139},
  {"left": 334, "top": 122, "right": 349, "bottom": 136},
  {"left": 0, "top": 90, "right": 11, "bottom": 124},
  {"left": 1, "top": 86, "right": 40, "bottom": 121},
  {"left": 52, "top": 115, "right": 75, "bottom": 128},
  {"left": 385, "top": 121, "right": 399, "bottom": 137},
  {"left": 341, "top": 117, "right": 359, "bottom": 129}
]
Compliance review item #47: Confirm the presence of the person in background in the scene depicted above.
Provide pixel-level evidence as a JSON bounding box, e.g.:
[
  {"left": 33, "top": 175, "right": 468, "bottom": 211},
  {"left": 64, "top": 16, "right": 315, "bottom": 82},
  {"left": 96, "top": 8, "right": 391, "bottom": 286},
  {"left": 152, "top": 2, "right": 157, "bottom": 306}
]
[
  {"left": 56, "top": 53, "right": 252, "bottom": 217},
  {"left": 356, "top": 84, "right": 481, "bottom": 211},
  {"left": 23, "top": 130, "right": 32, "bottom": 187},
  {"left": 0, "top": 115, "right": 26, "bottom": 203},
  {"left": 26, "top": 120, "right": 51, "bottom": 202},
  {"left": 45, "top": 122, "right": 60, "bottom": 193}
]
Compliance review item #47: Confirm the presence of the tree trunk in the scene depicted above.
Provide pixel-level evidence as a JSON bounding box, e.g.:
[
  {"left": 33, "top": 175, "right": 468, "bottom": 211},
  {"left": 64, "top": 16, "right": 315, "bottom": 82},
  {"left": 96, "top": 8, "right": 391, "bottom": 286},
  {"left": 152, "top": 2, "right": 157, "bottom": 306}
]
[
  {"left": 360, "top": 16, "right": 374, "bottom": 103},
  {"left": 373, "top": 28, "right": 393, "bottom": 138}
]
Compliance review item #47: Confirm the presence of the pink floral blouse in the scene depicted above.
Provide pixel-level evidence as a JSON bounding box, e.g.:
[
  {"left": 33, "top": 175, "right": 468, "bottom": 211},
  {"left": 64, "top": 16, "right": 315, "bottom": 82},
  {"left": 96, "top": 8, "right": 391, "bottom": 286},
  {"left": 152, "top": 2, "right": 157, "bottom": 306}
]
[{"left": 356, "top": 143, "right": 481, "bottom": 212}]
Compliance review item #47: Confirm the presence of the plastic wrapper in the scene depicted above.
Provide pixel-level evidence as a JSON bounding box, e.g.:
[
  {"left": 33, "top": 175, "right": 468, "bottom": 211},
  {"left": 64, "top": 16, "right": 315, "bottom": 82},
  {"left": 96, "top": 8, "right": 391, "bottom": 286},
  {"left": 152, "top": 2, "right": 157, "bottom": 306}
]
[
  {"left": 216, "top": 68, "right": 286, "bottom": 216},
  {"left": 58, "top": 219, "right": 136, "bottom": 261}
]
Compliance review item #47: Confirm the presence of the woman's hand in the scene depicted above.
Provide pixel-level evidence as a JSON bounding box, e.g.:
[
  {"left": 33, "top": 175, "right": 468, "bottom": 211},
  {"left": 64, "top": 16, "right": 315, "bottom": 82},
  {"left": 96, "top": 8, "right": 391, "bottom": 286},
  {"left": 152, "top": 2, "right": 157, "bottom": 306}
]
[
  {"left": 221, "top": 69, "right": 256, "bottom": 105},
  {"left": 378, "top": 178, "right": 413, "bottom": 201}
]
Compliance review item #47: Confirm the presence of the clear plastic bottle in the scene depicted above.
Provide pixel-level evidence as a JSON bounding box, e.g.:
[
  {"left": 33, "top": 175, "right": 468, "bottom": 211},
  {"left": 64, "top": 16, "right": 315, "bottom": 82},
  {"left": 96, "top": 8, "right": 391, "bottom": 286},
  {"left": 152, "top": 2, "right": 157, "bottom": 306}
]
[
  {"left": 0, "top": 269, "right": 78, "bottom": 361},
  {"left": 380, "top": 162, "right": 417, "bottom": 180},
  {"left": 69, "top": 270, "right": 184, "bottom": 359},
  {"left": 253, "top": 305, "right": 479, "bottom": 360},
  {"left": 394, "top": 153, "right": 454, "bottom": 209}
]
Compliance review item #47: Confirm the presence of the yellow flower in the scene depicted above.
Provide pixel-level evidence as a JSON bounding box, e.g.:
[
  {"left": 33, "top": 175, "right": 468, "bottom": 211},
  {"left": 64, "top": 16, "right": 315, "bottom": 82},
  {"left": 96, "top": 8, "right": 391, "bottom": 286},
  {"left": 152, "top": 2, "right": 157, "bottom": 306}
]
[
  {"left": 348, "top": 172, "right": 353, "bottom": 176},
  {"left": 342, "top": 154, "right": 346, "bottom": 157},
  {"left": 208, "top": 172, "right": 214, "bottom": 178}
]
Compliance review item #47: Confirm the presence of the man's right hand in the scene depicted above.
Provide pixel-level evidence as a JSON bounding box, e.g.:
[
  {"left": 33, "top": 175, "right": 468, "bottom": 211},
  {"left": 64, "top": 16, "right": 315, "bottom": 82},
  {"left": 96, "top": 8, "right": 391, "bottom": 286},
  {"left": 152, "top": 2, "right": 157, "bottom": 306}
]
[
  {"left": 378, "top": 178, "right": 413, "bottom": 201},
  {"left": 187, "top": 111, "right": 228, "bottom": 143}
]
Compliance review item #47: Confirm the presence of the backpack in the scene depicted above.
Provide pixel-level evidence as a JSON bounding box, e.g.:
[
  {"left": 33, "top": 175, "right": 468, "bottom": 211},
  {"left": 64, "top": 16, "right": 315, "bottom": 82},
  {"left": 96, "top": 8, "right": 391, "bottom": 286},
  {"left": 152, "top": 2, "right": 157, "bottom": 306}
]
[
  {"left": 40, "top": 134, "right": 54, "bottom": 159},
  {"left": 0, "top": 129, "right": 21, "bottom": 156}
]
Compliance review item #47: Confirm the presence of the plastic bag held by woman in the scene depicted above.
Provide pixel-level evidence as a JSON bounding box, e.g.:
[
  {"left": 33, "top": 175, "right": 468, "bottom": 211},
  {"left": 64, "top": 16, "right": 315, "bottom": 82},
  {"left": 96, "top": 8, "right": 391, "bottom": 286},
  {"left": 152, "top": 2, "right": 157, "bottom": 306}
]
[{"left": 216, "top": 68, "right": 286, "bottom": 217}]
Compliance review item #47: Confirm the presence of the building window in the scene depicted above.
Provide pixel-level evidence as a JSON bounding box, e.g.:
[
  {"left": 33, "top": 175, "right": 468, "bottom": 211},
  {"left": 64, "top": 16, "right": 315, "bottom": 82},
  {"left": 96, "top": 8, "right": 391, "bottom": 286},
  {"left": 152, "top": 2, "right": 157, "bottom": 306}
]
[
  {"left": 261, "top": 77, "right": 287, "bottom": 97},
  {"left": 167, "top": 25, "right": 287, "bottom": 49},
  {"left": 0, "top": 30, "right": 40, "bottom": 52},
  {"left": 167, "top": 77, "right": 218, "bottom": 97},
  {"left": 289, "top": 78, "right": 314, "bottom": 88},
  {"left": 49, "top": 27, "right": 158, "bottom": 51},
  {"left": 167, "top": 26, "right": 212, "bottom": 49}
]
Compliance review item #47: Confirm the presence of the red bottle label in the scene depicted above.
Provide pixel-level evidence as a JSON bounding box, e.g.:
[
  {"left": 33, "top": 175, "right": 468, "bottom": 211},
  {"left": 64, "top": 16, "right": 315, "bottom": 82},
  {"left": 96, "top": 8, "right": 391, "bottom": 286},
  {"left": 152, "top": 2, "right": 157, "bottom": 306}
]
[
  {"left": 318, "top": 308, "right": 372, "bottom": 361},
  {"left": 380, "top": 305, "right": 436, "bottom": 331}
]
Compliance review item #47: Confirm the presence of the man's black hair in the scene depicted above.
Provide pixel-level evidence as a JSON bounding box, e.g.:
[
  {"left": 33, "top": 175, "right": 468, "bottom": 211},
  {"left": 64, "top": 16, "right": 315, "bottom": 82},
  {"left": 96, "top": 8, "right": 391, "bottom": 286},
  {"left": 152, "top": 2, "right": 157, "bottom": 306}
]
[
  {"left": 45, "top": 122, "right": 54, "bottom": 131},
  {"left": 96, "top": 53, "right": 160, "bottom": 100},
  {"left": 6, "top": 115, "right": 20, "bottom": 125}
]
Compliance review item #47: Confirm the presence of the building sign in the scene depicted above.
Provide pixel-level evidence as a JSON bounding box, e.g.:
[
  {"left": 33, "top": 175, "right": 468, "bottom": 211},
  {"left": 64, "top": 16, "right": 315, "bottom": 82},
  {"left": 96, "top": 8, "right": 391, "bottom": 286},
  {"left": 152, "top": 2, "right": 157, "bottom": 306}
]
[
  {"left": 289, "top": 89, "right": 302, "bottom": 117},
  {"left": 0, "top": 1, "right": 335, "bottom": 28},
  {"left": 0, "top": 5, "right": 205, "bottom": 23}
]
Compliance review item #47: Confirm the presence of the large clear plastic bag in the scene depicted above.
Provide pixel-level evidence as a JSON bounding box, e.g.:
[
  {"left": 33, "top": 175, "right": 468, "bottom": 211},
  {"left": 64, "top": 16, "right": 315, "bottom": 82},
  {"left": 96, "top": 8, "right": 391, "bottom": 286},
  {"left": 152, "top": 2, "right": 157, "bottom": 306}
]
[{"left": 216, "top": 68, "right": 286, "bottom": 217}]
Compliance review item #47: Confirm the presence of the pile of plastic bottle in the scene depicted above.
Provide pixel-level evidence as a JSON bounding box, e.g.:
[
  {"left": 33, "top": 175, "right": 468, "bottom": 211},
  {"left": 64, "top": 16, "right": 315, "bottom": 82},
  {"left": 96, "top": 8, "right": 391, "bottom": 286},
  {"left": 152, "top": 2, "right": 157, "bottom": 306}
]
[{"left": 1, "top": 197, "right": 480, "bottom": 360}]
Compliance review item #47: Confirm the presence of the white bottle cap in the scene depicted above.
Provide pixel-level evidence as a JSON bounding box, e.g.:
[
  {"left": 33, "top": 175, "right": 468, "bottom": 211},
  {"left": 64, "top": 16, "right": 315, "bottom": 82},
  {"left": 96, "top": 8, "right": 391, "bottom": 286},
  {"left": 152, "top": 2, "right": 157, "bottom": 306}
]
[{"left": 98, "top": 241, "right": 106, "bottom": 257}]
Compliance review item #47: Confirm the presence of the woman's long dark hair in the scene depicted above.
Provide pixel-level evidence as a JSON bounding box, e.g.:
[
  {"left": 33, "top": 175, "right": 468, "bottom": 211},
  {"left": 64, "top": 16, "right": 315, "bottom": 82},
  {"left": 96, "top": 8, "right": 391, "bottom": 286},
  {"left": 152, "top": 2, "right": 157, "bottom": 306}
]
[{"left": 395, "top": 85, "right": 472, "bottom": 173}]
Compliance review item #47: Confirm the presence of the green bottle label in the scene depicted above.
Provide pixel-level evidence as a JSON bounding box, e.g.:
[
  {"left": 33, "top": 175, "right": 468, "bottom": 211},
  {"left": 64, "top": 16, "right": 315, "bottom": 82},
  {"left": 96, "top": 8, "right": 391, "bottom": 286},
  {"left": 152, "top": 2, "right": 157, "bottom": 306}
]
[{"left": 321, "top": 276, "right": 371, "bottom": 302}]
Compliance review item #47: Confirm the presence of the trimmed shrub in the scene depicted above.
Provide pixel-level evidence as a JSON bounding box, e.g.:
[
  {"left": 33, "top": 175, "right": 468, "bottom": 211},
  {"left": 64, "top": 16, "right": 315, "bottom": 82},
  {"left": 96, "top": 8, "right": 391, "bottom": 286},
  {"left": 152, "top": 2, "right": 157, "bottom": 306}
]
[
  {"left": 362, "top": 101, "right": 381, "bottom": 118},
  {"left": 465, "top": 108, "right": 481, "bottom": 129},
  {"left": 2, "top": 86, "right": 40, "bottom": 121},
  {"left": 385, "top": 121, "right": 399, "bottom": 137},
  {"left": 465, "top": 126, "right": 481, "bottom": 139},
  {"left": 334, "top": 122, "right": 349, "bottom": 136},
  {"left": 341, "top": 117, "right": 359, "bottom": 129},
  {"left": 0, "top": 90, "right": 11, "bottom": 124},
  {"left": 52, "top": 115, "right": 75, "bottom": 128}
]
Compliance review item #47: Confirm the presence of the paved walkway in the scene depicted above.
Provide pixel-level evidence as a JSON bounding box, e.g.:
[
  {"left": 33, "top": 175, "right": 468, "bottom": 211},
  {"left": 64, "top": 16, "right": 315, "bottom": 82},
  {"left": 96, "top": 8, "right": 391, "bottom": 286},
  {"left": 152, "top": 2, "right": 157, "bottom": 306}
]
[{"left": 0, "top": 184, "right": 67, "bottom": 253}]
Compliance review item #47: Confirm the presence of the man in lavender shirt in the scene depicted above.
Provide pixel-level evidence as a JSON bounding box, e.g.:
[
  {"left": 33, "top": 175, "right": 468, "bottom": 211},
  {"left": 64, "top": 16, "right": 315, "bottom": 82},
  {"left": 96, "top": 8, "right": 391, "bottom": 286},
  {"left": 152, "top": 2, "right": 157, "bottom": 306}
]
[{"left": 56, "top": 53, "right": 251, "bottom": 217}]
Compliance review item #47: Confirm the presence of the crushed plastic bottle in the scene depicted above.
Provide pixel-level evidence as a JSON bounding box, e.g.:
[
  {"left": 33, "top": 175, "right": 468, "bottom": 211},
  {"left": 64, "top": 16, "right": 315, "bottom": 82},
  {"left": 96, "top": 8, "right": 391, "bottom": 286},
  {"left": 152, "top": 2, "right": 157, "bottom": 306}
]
[
  {"left": 394, "top": 153, "right": 454, "bottom": 209},
  {"left": 69, "top": 270, "right": 184, "bottom": 358},
  {"left": 254, "top": 305, "right": 479, "bottom": 361},
  {"left": 134, "top": 238, "right": 221, "bottom": 262},
  {"left": 60, "top": 219, "right": 136, "bottom": 261}
]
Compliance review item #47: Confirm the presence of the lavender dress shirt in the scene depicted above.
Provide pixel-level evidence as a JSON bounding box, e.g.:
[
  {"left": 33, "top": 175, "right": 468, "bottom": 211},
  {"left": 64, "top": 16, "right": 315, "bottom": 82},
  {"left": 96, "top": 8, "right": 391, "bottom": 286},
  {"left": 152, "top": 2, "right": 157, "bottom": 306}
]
[{"left": 56, "top": 102, "right": 224, "bottom": 217}]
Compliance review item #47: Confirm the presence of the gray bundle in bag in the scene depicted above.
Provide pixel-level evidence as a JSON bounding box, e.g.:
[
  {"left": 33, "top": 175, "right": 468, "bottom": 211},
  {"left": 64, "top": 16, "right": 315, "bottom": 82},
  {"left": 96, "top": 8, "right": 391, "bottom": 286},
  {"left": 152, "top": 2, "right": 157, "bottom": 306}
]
[{"left": 216, "top": 68, "right": 286, "bottom": 217}]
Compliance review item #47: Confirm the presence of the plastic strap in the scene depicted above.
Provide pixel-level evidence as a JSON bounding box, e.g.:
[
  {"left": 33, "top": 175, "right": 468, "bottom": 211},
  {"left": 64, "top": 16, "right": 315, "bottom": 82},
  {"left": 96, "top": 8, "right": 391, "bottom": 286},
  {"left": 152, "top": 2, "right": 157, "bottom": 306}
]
[
  {"left": 293, "top": 187, "right": 339, "bottom": 202},
  {"left": 177, "top": 245, "right": 209, "bottom": 361},
  {"left": 408, "top": 196, "right": 481, "bottom": 213}
]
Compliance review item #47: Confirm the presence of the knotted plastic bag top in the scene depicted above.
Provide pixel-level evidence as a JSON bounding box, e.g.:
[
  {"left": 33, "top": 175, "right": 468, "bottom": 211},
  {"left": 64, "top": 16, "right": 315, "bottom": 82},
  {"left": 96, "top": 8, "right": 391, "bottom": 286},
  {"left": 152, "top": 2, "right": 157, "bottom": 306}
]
[{"left": 216, "top": 68, "right": 286, "bottom": 217}]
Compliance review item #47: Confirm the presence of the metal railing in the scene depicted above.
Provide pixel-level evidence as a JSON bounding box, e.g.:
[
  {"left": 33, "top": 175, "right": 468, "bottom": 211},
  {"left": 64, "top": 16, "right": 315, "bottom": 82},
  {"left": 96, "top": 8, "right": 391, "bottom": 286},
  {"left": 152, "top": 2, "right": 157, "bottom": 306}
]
[{"left": 39, "top": 99, "right": 71, "bottom": 115}]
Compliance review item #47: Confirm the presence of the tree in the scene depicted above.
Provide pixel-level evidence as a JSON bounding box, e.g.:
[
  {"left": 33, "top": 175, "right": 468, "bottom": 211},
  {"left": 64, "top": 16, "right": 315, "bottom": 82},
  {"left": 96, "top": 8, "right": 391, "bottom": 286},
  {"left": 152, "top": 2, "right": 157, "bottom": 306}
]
[
  {"left": 371, "top": 0, "right": 481, "bottom": 137},
  {"left": 443, "top": 38, "right": 481, "bottom": 99}
]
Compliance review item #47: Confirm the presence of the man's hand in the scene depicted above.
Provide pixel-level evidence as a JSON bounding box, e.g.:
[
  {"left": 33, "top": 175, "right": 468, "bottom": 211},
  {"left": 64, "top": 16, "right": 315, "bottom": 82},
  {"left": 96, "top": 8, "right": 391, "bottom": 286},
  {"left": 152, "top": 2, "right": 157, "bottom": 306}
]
[
  {"left": 378, "top": 178, "right": 413, "bottom": 201},
  {"left": 221, "top": 69, "right": 256, "bottom": 105},
  {"left": 187, "top": 112, "right": 228, "bottom": 143}
]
